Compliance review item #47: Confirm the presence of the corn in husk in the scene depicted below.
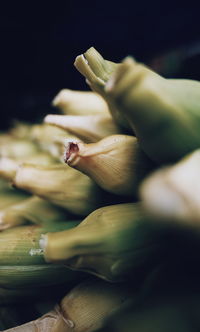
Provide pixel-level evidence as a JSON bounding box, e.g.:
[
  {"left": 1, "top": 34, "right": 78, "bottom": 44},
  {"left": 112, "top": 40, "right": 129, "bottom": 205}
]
[
  {"left": 40, "top": 203, "right": 167, "bottom": 281},
  {"left": 0, "top": 188, "right": 29, "bottom": 210},
  {"left": 0, "top": 222, "right": 81, "bottom": 289},
  {"left": 52, "top": 89, "right": 110, "bottom": 115},
  {"left": 74, "top": 47, "right": 131, "bottom": 132},
  {"left": 0, "top": 138, "right": 39, "bottom": 160},
  {"left": 4, "top": 278, "right": 132, "bottom": 332},
  {"left": 105, "top": 56, "right": 200, "bottom": 163},
  {"left": 29, "top": 123, "right": 78, "bottom": 161},
  {"left": 65, "top": 135, "right": 154, "bottom": 195},
  {"left": 44, "top": 113, "right": 120, "bottom": 143},
  {"left": 0, "top": 152, "right": 57, "bottom": 182},
  {"left": 0, "top": 196, "right": 70, "bottom": 230},
  {"left": 13, "top": 163, "right": 123, "bottom": 216}
]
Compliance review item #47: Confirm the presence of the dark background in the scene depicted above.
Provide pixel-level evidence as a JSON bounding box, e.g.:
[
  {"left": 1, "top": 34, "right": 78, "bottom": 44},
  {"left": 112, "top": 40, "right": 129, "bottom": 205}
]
[{"left": 1, "top": 1, "right": 200, "bottom": 129}]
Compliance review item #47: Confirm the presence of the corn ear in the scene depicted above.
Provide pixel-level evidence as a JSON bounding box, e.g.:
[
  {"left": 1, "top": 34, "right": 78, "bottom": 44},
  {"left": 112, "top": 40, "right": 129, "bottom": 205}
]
[
  {"left": 40, "top": 203, "right": 167, "bottom": 281},
  {"left": 0, "top": 196, "right": 70, "bottom": 230},
  {"left": 5, "top": 278, "right": 131, "bottom": 332},
  {"left": 52, "top": 89, "right": 109, "bottom": 115},
  {"left": 106, "top": 57, "right": 200, "bottom": 163},
  {"left": 8, "top": 121, "right": 32, "bottom": 139},
  {"left": 0, "top": 158, "right": 19, "bottom": 181},
  {"left": 14, "top": 163, "right": 110, "bottom": 216},
  {"left": 0, "top": 189, "right": 29, "bottom": 210},
  {"left": 65, "top": 135, "right": 154, "bottom": 195},
  {"left": 45, "top": 114, "right": 120, "bottom": 143},
  {"left": 74, "top": 47, "right": 130, "bottom": 131},
  {"left": 0, "top": 152, "right": 57, "bottom": 182},
  {"left": 0, "top": 139, "right": 39, "bottom": 159},
  {"left": 30, "top": 123, "right": 78, "bottom": 160},
  {"left": 0, "top": 222, "right": 80, "bottom": 288}
]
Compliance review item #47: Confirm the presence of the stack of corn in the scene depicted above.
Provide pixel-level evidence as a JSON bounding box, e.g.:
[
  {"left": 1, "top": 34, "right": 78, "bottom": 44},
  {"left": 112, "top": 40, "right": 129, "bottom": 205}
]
[{"left": 1, "top": 47, "right": 200, "bottom": 331}]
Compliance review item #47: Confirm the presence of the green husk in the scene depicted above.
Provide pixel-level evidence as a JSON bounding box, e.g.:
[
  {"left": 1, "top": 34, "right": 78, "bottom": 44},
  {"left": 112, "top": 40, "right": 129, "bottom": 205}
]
[
  {"left": 0, "top": 222, "right": 81, "bottom": 288},
  {"left": 0, "top": 189, "right": 29, "bottom": 210},
  {"left": 0, "top": 196, "right": 70, "bottom": 230},
  {"left": 40, "top": 203, "right": 168, "bottom": 281},
  {"left": 14, "top": 163, "right": 118, "bottom": 216},
  {"left": 74, "top": 47, "right": 130, "bottom": 131},
  {"left": 106, "top": 56, "right": 200, "bottom": 163}
]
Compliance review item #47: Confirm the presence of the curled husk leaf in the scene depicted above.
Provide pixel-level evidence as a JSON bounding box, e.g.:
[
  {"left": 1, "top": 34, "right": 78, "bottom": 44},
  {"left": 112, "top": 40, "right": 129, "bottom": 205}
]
[
  {"left": 65, "top": 135, "right": 154, "bottom": 195},
  {"left": 52, "top": 89, "right": 109, "bottom": 115},
  {"left": 106, "top": 56, "right": 200, "bottom": 163}
]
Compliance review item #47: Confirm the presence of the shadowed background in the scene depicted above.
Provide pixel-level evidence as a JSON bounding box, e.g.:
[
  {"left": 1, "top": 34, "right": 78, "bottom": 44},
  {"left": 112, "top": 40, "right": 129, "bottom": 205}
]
[{"left": 1, "top": 1, "right": 200, "bottom": 129}]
